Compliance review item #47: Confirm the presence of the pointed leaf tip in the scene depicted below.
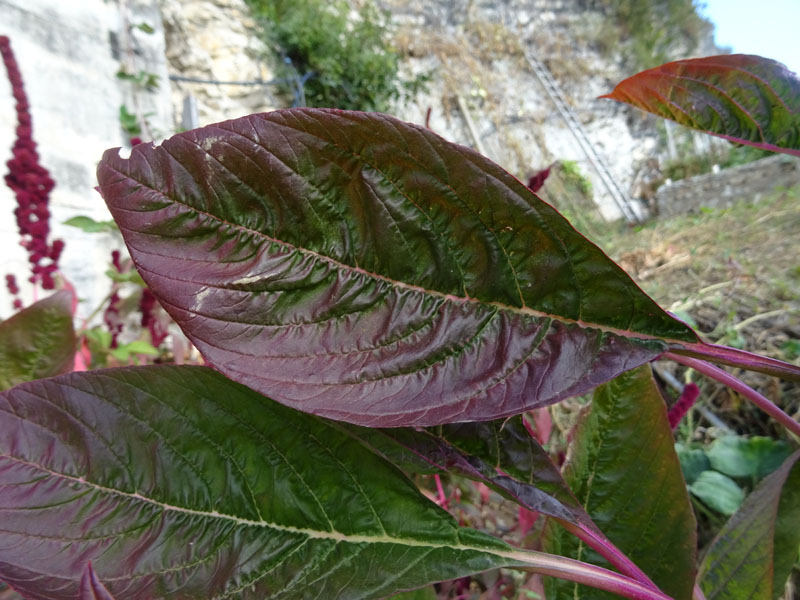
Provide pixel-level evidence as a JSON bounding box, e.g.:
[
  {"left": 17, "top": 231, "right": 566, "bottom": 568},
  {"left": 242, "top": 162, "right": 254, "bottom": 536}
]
[{"left": 80, "top": 563, "right": 116, "bottom": 600}]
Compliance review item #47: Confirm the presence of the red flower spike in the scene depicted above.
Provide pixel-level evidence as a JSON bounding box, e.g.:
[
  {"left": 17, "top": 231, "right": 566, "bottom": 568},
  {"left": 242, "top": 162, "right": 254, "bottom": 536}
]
[
  {"left": 1, "top": 36, "right": 63, "bottom": 292},
  {"left": 667, "top": 382, "right": 700, "bottom": 430}
]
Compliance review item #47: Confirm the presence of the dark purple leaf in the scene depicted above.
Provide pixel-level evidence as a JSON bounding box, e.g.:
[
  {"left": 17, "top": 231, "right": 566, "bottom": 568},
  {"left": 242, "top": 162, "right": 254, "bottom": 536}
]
[
  {"left": 96, "top": 109, "right": 699, "bottom": 426},
  {"left": 0, "top": 291, "right": 75, "bottom": 390},
  {"left": 601, "top": 54, "right": 800, "bottom": 157},
  {"left": 351, "top": 418, "right": 594, "bottom": 528},
  {"left": 527, "top": 164, "right": 552, "bottom": 192}
]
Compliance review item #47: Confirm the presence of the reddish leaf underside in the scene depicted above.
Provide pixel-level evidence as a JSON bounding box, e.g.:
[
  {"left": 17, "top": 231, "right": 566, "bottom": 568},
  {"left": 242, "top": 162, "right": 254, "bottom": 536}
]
[
  {"left": 602, "top": 54, "right": 800, "bottom": 157},
  {"left": 96, "top": 109, "right": 697, "bottom": 427}
]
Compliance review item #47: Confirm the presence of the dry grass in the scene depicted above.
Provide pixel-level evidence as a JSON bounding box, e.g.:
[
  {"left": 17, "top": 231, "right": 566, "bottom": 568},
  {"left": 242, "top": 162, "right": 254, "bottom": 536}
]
[{"left": 601, "top": 184, "right": 800, "bottom": 439}]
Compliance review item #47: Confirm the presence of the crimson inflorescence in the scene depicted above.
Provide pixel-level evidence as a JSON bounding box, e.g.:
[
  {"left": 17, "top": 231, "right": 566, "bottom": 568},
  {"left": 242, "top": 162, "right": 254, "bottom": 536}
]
[
  {"left": 5, "top": 274, "right": 22, "bottom": 310},
  {"left": 1, "top": 36, "right": 63, "bottom": 292},
  {"left": 139, "top": 287, "right": 168, "bottom": 348},
  {"left": 103, "top": 250, "right": 124, "bottom": 348},
  {"left": 667, "top": 382, "right": 701, "bottom": 429}
]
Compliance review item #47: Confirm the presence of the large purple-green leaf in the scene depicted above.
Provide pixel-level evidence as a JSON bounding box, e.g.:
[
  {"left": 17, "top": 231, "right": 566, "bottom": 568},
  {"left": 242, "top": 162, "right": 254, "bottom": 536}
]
[
  {"left": 96, "top": 109, "right": 695, "bottom": 427},
  {"left": 542, "top": 366, "right": 697, "bottom": 600},
  {"left": 0, "top": 366, "right": 665, "bottom": 600},
  {"left": 0, "top": 291, "right": 75, "bottom": 390},
  {"left": 697, "top": 450, "right": 800, "bottom": 600},
  {"left": 601, "top": 55, "right": 800, "bottom": 157},
  {"left": 0, "top": 366, "right": 524, "bottom": 599}
]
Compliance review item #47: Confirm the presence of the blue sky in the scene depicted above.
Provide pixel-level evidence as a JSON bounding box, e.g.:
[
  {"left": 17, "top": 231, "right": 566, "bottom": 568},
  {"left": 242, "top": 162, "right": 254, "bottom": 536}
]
[{"left": 700, "top": 0, "right": 800, "bottom": 75}]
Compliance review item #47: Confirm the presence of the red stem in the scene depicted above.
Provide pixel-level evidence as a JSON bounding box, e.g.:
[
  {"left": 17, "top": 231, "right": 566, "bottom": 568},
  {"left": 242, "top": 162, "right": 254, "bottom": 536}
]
[
  {"left": 506, "top": 549, "right": 674, "bottom": 600},
  {"left": 433, "top": 473, "right": 447, "bottom": 506},
  {"left": 560, "top": 520, "right": 659, "bottom": 591},
  {"left": 671, "top": 341, "right": 800, "bottom": 383},
  {"left": 666, "top": 353, "right": 800, "bottom": 437}
]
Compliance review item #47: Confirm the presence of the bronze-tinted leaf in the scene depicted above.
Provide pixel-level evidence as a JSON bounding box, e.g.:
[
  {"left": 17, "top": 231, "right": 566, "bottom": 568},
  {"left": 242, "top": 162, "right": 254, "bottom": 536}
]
[
  {"left": 602, "top": 54, "right": 800, "bottom": 157},
  {"left": 97, "top": 109, "right": 695, "bottom": 426}
]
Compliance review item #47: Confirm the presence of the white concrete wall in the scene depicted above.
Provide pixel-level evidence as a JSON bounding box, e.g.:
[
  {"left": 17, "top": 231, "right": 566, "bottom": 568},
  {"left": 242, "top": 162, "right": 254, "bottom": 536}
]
[{"left": 0, "top": 0, "right": 172, "bottom": 320}]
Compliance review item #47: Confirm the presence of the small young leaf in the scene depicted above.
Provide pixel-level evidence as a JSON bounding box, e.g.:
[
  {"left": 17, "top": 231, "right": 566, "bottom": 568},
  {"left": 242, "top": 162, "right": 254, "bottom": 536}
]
[
  {"left": 118, "top": 104, "right": 140, "bottom": 136},
  {"left": 104, "top": 269, "right": 145, "bottom": 285},
  {"left": 84, "top": 327, "right": 112, "bottom": 350},
  {"left": 134, "top": 22, "right": 155, "bottom": 34},
  {"left": 698, "top": 451, "right": 800, "bottom": 599},
  {"left": 0, "top": 291, "right": 75, "bottom": 390},
  {"left": 689, "top": 471, "right": 745, "bottom": 515},
  {"left": 63, "top": 215, "right": 117, "bottom": 233},
  {"left": 602, "top": 55, "right": 800, "bottom": 157},
  {"left": 543, "top": 366, "right": 697, "bottom": 600},
  {"left": 97, "top": 108, "right": 697, "bottom": 427},
  {"left": 108, "top": 339, "right": 159, "bottom": 361}
]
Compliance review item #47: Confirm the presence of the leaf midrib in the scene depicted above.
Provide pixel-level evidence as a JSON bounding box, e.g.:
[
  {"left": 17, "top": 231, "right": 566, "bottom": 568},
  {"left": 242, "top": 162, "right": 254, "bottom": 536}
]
[
  {"left": 1, "top": 453, "right": 519, "bottom": 556},
  {"left": 104, "top": 163, "right": 687, "bottom": 347}
]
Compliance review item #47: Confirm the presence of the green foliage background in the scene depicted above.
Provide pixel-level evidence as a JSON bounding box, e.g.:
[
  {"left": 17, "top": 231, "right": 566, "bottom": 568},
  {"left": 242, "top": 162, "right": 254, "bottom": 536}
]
[
  {"left": 246, "top": 0, "right": 426, "bottom": 111},
  {"left": 595, "top": 0, "right": 712, "bottom": 69}
]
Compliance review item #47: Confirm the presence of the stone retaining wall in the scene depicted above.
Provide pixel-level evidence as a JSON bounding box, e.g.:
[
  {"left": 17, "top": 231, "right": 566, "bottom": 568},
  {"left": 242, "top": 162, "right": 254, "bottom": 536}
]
[{"left": 656, "top": 154, "right": 800, "bottom": 217}]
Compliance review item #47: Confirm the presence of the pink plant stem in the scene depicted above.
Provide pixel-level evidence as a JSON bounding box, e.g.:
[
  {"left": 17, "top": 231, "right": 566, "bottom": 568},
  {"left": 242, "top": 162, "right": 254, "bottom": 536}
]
[
  {"left": 509, "top": 550, "right": 674, "bottom": 600},
  {"left": 666, "top": 353, "right": 800, "bottom": 437},
  {"left": 673, "top": 341, "right": 800, "bottom": 382},
  {"left": 433, "top": 474, "right": 447, "bottom": 506},
  {"left": 560, "top": 520, "right": 659, "bottom": 591},
  {"left": 693, "top": 583, "right": 707, "bottom": 600}
]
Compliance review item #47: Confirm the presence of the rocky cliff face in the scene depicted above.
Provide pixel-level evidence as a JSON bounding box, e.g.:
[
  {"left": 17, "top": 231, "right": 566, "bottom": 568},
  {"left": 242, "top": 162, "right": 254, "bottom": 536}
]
[
  {"left": 157, "top": 0, "right": 715, "bottom": 222},
  {"left": 378, "top": 0, "right": 716, "bottom": 220},
  {"left": 159, "top": 0, "right": 280, "bottom": 128}
]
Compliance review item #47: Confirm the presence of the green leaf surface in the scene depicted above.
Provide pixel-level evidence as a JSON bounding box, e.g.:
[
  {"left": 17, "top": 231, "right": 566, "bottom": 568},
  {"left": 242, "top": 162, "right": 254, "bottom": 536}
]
[
  {"left": 698, "top": 450, "right": 800, "bottom": 600},
  {"left": 676, "top": 443, "right": 711, "bottom": 485},
  {"left": 109, "top": 339, "right": 159, "bottom": 362},
  {"left": 0, "top": 365, "right": 538, "bottom": 599},
  {"left": 706, "top": 436, "right": 792, "bottom": 481},
  {"left": 689, "top": 471, "right": 744, "bottom": 516},
  {"left": 543, "top": 366, "right": 697, "bottom": 600},
  {"left": 96, "top": 108, "right": 696, "bottom": 427},
  {"left": 104, "top": 269, "right": 145, "bottom": 285},
  {"left": 602, "top": 54, "right": 800, "bottom": 157},
  {"left": 0, "top": 291, "right": 75, "bottom": 390}
]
